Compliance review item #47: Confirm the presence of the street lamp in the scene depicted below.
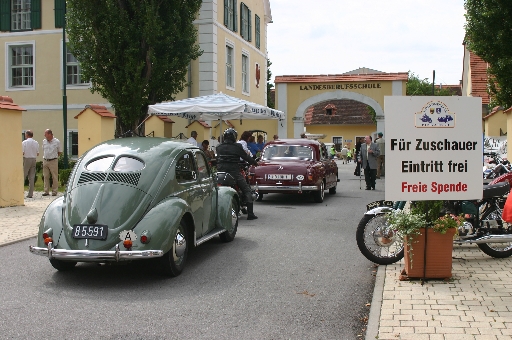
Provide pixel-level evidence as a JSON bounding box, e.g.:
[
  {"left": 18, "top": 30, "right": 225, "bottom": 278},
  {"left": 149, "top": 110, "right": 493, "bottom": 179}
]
[{"left": 62, "top": 1, "right": 68, "bottom": 169}]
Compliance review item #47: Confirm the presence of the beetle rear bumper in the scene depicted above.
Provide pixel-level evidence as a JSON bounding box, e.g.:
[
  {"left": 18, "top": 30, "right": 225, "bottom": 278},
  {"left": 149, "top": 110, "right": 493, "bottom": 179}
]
[{"left": 29, "top": 242, "right": 163, "bottom": 262}]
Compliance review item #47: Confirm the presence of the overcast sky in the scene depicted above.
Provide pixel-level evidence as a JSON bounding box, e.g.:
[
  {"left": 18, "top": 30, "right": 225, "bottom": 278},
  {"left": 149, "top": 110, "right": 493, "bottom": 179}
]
[{"left": 266, "top": 0, "right": 466, "bottom": 86}]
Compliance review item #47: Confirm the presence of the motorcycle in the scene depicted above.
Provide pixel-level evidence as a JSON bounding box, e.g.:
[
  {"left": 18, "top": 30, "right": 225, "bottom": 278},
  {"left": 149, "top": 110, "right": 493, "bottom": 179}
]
[
  {"left": 356, "top": 181, "right": 512, "bottom": 265},
  {"left": 483, "top": 152, "right": 511, "bottom": 180},
  {"left": 216, "top": 160, "right": 259, "bottom": 215}
]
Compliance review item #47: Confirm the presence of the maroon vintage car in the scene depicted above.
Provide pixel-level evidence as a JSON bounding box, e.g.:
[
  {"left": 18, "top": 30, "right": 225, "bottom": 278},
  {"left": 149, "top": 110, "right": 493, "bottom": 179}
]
[{"left": 248, "top": 139, "right": 339, "bottom": 203}]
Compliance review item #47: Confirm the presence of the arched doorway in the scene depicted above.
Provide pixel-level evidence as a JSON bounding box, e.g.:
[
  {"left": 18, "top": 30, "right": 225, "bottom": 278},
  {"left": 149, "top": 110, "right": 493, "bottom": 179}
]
[{"left": 274, "top": 70, "right": 408, "bottom": 142}]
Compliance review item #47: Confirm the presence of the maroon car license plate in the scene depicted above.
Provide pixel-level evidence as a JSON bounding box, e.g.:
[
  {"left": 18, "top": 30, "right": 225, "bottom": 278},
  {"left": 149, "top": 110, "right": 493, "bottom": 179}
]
[
  {"left": 268, "top": 174, "right": 292, "bottom": 180},
  {"left": 72, "top": 224, "right": 108, "bottom": 240}
]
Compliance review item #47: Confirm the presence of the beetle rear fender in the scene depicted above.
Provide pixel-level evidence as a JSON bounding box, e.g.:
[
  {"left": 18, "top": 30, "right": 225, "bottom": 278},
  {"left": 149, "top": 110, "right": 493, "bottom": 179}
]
[
  {"left": 216, "top": 186, "right": 239, "bottom": 229},
  {"left": 37, "top": 197, "right": 65, "bottom": 248},
  {"left": 133, "top": 197, "right": 194, "bottom": 254}
]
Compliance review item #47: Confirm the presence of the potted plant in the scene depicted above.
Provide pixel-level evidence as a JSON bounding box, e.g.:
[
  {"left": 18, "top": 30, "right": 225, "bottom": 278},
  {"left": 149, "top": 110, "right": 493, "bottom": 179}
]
[{"left": 386, "top": 201, "right": 464, "bottom": 279}]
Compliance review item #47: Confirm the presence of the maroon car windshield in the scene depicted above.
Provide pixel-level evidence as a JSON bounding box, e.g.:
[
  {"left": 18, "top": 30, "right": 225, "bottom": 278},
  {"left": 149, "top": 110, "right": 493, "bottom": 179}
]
[{"left": 262, "top": 145, "right": 313, "bottom": 161}]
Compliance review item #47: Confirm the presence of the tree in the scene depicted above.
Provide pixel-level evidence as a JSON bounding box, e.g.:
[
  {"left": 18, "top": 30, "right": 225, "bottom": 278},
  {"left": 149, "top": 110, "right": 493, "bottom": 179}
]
[
  {"left": 465, "top": 0, "right": 512, "bottom": 108},
  {"left": 266, "top": 58, "right": 275, "bottom": 109},
  {"left": 406, "top": 72, "right": 455, "bottom": 96},
  {"left": 66, "top": 0, "right": 203, "bottom": 136}
]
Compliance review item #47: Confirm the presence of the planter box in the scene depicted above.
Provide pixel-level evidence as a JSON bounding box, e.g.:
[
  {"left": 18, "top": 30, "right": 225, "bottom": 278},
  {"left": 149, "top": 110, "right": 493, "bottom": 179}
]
[{"left": 402, "top": 228, "right": 456, "bottom": 279}]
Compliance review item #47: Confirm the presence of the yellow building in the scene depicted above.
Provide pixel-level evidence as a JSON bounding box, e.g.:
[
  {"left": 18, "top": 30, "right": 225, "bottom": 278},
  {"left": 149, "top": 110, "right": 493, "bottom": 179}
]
[
  {"left": 483, "top": 106, "right": 507, "bottom": 137},
  {"left": 273, "top": 69, "right": 408, "bottom": 148},
  {"left": 0, "top": 0, "right": 275, "bottom": 159}
]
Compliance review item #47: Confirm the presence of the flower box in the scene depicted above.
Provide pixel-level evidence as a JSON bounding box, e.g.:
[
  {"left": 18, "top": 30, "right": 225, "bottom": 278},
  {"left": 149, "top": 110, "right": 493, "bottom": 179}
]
[{"left": 401, "top": 227, "right": 456, "bottom": 280}]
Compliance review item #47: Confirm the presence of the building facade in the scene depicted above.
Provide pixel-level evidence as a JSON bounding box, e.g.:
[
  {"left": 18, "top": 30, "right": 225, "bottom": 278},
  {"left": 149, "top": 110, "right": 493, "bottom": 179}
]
[{"left": 0, "top": 0, "right": 274, "bottom": 160}]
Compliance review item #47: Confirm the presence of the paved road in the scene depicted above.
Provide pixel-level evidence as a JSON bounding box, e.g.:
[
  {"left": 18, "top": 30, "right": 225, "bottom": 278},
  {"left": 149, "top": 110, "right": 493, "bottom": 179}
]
[{"left": 0, "top": 160, "right": 384, "bottom": 339}]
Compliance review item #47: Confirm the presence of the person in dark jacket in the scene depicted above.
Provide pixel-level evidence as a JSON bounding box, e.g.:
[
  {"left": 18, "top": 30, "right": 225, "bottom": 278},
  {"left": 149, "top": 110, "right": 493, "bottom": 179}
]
[{"left": 216, "top": 128, "right": 259, "bottom": 220}]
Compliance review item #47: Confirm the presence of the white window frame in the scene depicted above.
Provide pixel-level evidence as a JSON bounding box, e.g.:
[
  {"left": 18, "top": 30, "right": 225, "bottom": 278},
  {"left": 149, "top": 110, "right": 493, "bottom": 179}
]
[
  {"left": 11, "top": 0, "right": 31, "bottom": 31},
  {"left": 67, "top": 129, "right": 79, "bottom": 159},
  {"left": 61, "top": 40, "right": 90, "bottom": 89},
  {"left": 241, "top": 51, "right": 249, "bottom": 95},
  {"left": 225, "top": 40, "right": 235, "bottom": 91},
  {"left": 5, "top": 40, "right": 35, "bottom": 91}
]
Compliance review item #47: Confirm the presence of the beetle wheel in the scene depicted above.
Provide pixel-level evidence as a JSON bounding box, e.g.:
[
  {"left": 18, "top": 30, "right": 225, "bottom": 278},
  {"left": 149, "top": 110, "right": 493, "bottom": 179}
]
[
  {"left": 50, "top": 259, "right": 77, "bottom": 271},
  {"left": 158, "top": 219, "right": 189, "bottom": 277},
  {"left": 313, "top": 181, "right": 325, "bottom": 203},
  {"left": 220, "top": 198, "right": 238, "bottom": 242}
]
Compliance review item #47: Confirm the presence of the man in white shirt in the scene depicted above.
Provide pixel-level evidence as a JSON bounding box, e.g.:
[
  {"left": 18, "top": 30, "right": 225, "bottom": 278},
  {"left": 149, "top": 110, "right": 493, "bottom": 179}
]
[
  {"left": 42, "top": 129, "right": 63, "bottom": 196},
  {"left": 22, "top": 130, "right": 39, "bottom": 198},
  {"left": 186, "top": 131, "right": 198, "bottom": 146}
]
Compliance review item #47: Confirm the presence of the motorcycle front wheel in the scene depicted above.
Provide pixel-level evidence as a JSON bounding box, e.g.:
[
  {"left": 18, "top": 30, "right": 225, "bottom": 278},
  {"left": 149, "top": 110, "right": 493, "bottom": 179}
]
[
  {"left": 356, "top": 213, "right": 404, "bottom": 265},
  {"left": 477, "top": 202, "right": 512, "bottom": 258}
]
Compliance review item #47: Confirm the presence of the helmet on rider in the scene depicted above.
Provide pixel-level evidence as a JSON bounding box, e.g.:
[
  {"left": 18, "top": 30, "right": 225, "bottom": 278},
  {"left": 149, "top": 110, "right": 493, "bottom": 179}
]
[{"left": 223, "top": 128, "right": 238, "bottom": 143}]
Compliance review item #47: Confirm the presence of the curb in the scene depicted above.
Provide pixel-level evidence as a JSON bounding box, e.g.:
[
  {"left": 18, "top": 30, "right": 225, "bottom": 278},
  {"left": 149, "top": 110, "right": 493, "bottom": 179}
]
[
  {"left": 365, "top": 263, "right": 385, "bottom": 340},
  {"left": 0, "top": 235, "right": 36, "bottom": 247}
]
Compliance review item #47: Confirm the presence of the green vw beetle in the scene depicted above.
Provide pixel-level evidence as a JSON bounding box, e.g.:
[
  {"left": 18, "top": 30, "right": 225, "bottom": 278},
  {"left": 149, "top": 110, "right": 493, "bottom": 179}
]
[{"left": 29, "top": 137, "right": 239, "bottom": 276}]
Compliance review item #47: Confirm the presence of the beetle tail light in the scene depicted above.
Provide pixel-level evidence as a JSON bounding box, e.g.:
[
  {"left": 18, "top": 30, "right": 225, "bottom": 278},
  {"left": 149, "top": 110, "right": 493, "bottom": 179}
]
[
  {"left": 123, "top": 240, "right": 133, "bottom": 249},
  {"left": 140, "top": 231, "right": 151, "bottom": 244},
  {"left": 308, "top": 175, "right": 313, "bottom": 181},
  {"left": 43, "top": 228, "right": 53, "bottom": 245}
]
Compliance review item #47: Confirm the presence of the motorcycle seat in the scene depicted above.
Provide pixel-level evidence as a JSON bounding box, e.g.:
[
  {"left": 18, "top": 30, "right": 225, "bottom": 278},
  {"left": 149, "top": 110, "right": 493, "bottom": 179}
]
[{"left": 483, "top": 181, "right": 510, "bottom": 199}]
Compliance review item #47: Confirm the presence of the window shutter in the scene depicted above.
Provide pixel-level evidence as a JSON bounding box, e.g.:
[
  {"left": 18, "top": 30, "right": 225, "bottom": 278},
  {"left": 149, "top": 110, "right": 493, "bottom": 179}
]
[
  {"left": 31, "top": 0, "right": 41, "bottom": 29},
  {"left": 224, "top": 0, "right": 228, "bottom": 27},
  {"left": 55, "top": 0, "right": 65, "bottom": 28},
  {"left": 233, "top": 0, "right": 237, "bottom": 32},
  {"left": 0, "top": 0, "right": 10, "bottom": 31},
  {"left": 248, "top": 9, "right": 251, "bottom": 42}
]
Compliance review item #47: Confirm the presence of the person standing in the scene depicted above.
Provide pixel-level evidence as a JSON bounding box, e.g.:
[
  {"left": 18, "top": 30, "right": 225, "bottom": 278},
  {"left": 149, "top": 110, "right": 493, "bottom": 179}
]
[
  {"left": 340, "top": 145, "right": 349, "bottom": 164},
  {"left": 42, "top": 129, "right": 62, "bottom": 196},
  {"left": 22, "top": 130, "right": 39, "bottom": 198},
  {"left": 186, "top": 131, "right": 198, "bottom": 146},
  {"left": 358, "top": 135, "right": 380, "bottom": 190},
  {"left": 210, "top": 136, "right": 219, "bottom": 154},
  {"left": 200, "top": 140, "right": 216, "bottom": 161},
  {"left": 375, "top": 132, "right": 385, "bottom": 179},
  {"left": 237, "top": 131, "right": 252, "bottom": 157},
  {"left": 256, "top": 135, "right": 265, "bottom": 153},
  {"left": 247, "top": 135, "right": 259, "bottom": 157},
  {"left": 329, "top": 145, "right": 336, "bottom": 159},
  {"left": 216, "top": 128, "right": 259, "bottom": 220}
]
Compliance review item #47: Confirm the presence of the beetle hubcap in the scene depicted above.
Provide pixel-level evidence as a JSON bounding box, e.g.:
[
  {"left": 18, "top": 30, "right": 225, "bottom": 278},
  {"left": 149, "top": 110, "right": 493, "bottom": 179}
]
[
  {"left": 173, "top": 229, "right": 186, "bottom": 260},
  {"left": 230, "top": 204, "right": 238, "bottom": 229}
]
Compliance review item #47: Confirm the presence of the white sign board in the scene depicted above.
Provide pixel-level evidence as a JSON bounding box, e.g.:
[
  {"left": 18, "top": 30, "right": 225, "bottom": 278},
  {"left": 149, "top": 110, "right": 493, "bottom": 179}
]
[{"left": 385, "top": 96, "right": 482, "bottom": 200}]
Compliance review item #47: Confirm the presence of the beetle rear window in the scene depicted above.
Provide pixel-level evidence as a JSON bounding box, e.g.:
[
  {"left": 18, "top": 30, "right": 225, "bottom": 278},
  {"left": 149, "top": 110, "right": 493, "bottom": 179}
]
[
  {"left": 86, "top": 156, "right": 115, "bottom": 171},
  {"left": 113, "top": 157, "right": 145, "bottom": 172}
]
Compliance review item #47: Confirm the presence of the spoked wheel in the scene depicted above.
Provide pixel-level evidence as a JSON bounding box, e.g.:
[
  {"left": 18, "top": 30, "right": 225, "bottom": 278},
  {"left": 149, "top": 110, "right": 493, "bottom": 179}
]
[
  {"left": 477, "top": 203, "right": 512, "bottom": 258},
  {"left": 158, "top": 219, "right": 189, "bottom": 277},
  {"left": 313, "top": 181, "right": 325, "bottom": 203},
  {"left": 356, "top": 213, "right": 404, "bottom": 265},
  {"left": 220, "top": 198, "right": 238, "bottom": 242},
  {"left": 50, "top": 259, "right": 77, "bottom": 271}
]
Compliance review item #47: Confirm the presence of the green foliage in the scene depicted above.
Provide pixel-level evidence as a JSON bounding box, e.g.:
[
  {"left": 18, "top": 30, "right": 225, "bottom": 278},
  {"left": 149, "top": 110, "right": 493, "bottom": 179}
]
[
  {"left": 66, "top": 0, "right": 203, "bottom": 135},
  {"left": 406, "top": 72, "right": 457, "bottom": 96},
  {"left": 36, "top": 161, "right": 42, "bottom": 173},
  {"left": 387, "top": 201, "right": 462, "bottom": 266},
  {"left": 465, "top": 0, "right": 512, "bottom": 108},
  {"left": 367, "top": 106, "right": 376, "bottom": 124},
  {"left": 267, "top": 58, "right": 275, "bottom": 109},
  {"left": 59, "top": 168, "right": 73, "bottom": 187}
]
